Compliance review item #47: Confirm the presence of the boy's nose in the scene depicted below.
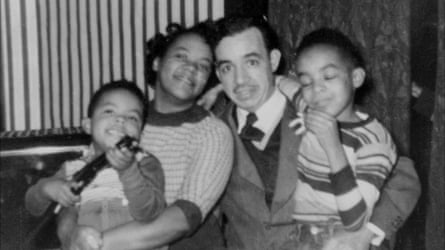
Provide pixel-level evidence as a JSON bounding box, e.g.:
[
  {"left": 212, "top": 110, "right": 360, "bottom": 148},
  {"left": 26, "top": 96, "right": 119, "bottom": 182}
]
[{"left": 313, "top": 80, "right": 325, "bottom": 92}]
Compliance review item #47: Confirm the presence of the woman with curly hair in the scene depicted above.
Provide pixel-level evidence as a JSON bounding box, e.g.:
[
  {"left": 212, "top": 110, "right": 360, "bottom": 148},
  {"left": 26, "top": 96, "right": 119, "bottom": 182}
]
[{"left": 66, "top": 21, "right": 234, "bottom": 250}]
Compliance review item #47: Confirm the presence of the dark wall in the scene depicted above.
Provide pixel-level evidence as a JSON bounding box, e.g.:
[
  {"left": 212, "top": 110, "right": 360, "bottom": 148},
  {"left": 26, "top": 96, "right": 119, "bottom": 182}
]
[
  {"left": 225, "top": 0, "right": 268, "bottom": 17},
  {"left": 411, "top": 0, "right": 438, "bottom": 90},
  {"left": 408, "top": 0, "right": 439, "bottom": 249}
]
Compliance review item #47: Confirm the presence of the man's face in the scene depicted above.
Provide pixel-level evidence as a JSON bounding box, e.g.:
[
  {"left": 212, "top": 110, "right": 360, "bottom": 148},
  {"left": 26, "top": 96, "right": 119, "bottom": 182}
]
[{"left": 215, "top": 28, "right": 280, "bottom": 112}]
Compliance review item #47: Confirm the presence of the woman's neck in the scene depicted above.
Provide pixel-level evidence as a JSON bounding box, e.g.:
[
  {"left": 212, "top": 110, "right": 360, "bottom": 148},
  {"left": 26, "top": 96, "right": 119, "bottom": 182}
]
[{"left": 153, "top": 90, "right": 194, "bottom": 114}]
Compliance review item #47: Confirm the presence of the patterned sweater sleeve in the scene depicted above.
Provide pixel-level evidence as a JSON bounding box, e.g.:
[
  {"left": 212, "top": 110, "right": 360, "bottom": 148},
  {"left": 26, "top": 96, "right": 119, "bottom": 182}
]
[
  {"left": 175, "top": 118, "right": 234, "bottom": 229},
  {"left": 24, "top": 164, "right": 67, "bottom": 216},
  {"left": 330, "top": 123, "right": 397, "bottom": 231},
  {"left": 118, "top": 153, "right": 165, "bottom": 222}
]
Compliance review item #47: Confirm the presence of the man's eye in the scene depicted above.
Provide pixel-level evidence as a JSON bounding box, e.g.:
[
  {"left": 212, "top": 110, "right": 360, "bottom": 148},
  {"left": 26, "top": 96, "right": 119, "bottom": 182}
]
[
  {"left": 218, "top": 64, "right": 232, "bottom": 74},
  {"left": 324, "top": 75, "right": 336, "bottom": 80},
  {"left": 104, "top": 109, "right": 114, "bottom": 114},
  {"left": 246, "top": 59, "right": 259, "bottom": 67}
]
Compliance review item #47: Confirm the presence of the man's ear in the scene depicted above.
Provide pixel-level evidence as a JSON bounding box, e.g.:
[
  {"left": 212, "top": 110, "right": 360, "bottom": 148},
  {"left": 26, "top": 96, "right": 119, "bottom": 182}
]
[
  {"left": 81, "top": 118, "right": 92, "bottom": 135},
  {"left": 270, "top": 49, "right": 282, "bottom": 73},
  {"left": 352, "top": 67, "right": 366, "bottom": 89},
  {"left": 152, "top": 57, "right": 160, "bottom": 72}
]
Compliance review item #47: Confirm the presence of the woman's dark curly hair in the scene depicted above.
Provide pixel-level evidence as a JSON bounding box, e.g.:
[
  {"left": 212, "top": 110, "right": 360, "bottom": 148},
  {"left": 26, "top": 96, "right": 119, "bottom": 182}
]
[{"left": 144, "top": 21, "right": 218, "bottom": 91}]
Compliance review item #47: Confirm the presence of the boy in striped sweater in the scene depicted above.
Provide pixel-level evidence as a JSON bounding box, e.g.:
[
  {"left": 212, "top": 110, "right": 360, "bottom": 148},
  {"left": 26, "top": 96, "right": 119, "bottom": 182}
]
[
  {"left": 283, "top": 28, "right": 397, "bottom": 250},
  {"left": 25, "top": 81, "right": 165, "bottom": 250}
]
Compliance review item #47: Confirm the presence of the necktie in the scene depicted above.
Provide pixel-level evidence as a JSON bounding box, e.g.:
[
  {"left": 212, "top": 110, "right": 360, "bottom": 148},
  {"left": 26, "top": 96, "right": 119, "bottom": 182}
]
[{"left": 239, "top": 113, "right": 265, "bottom": 141}]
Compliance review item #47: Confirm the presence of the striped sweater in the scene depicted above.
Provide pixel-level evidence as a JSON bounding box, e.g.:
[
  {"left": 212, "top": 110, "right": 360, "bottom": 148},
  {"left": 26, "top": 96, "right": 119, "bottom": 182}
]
[
  {"left": 293, "top": 111, "right": 397, "bottom": 230},
  {"left": 140, "top": 104, "right": 233, "bottom": 227}
]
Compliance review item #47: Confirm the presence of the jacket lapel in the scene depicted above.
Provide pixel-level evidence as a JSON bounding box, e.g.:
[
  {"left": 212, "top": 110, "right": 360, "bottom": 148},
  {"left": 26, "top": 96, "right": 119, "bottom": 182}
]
[
  {"left": 222, "top": 103, "right": 265, "bottom": 190},
  {"left": 271, "top": 102, "right": 301, "bottom": 214}
]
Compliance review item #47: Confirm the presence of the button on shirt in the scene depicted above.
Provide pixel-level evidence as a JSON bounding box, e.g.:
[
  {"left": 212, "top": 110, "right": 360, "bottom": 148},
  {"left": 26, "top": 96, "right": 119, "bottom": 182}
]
[{"left": 236, "top": 88, "right": 287, "bottom": 150}]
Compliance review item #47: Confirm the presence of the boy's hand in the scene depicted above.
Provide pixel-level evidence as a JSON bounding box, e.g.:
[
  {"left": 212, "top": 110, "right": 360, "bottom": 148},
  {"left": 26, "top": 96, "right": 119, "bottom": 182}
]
[
  {"left": 304, "top": 108, "right": 349, "bottom": 173},
  {"left": 304, "top": 108, "right": 341, "bottom": 150},
  {"left": 42, "top": 179, "right": 80, "bottom": 206},
  {"left": 106, "top": 145, "right": 136, "bottom": 171},
  {"left": 289, "top": 112, "right": 306, "bottom": 135},
  {"left": 66, "top": 226, "right": 102, "bottom": 250}
]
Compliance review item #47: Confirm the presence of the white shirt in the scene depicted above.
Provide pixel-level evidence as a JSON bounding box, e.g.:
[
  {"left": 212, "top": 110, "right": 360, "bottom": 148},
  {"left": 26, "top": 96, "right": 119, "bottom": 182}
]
[{"left": 236, "top": 87, "right": 287, "bottom": 150}]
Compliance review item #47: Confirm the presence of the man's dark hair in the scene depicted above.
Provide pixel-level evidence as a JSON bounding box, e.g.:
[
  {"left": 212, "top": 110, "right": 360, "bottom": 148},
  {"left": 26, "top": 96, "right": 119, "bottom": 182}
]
[
  {"left": 87, "top": 80, "right": 148, "bottom": 123},
  {"left": 213, "top": 15, "right": 281, "bottom": 52},
  {"left": 144, "top": 21, "right": 217, "bottom": 86},
  {"left": 295, "top": 27, "right": 365, "bottom": 69}
]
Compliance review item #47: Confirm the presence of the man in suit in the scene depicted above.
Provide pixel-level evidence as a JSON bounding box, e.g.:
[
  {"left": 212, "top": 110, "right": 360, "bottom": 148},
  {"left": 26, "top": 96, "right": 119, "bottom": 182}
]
[{"left": 213, "top": 16, "right": 421, "bottom": 250}]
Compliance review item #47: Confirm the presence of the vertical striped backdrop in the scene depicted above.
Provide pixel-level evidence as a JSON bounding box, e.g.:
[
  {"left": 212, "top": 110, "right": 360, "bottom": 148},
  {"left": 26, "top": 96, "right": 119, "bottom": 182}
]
[{"left": 0, "top": 0, "right": 224, "bottom": 131}]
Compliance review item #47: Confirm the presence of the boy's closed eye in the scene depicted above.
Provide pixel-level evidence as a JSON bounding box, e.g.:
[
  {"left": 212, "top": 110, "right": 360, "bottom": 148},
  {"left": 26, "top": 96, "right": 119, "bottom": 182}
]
[{"left": 103, "top": 109, "right": 115, "bottom": 114}]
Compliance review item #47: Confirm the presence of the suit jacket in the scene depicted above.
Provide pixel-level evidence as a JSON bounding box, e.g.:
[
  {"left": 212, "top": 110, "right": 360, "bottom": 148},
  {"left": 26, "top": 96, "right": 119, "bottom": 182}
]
[
  {"left": 220, "top": 101, "right": 301, "bottom": 250},
  {"left": 370, "top": 156, "right": 421, "bottom": 241},
  {"left": 219, "top": 102, "right": 421, "bottom": 249}
]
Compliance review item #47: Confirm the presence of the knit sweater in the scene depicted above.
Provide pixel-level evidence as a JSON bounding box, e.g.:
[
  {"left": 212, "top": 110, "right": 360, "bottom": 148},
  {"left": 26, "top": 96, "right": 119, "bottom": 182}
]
[
  {"left": 293, "top": 111, "right": 397, "bottom": 231},
  {"left": 140, "top": 104, "right": 233, "bottom": 231}
]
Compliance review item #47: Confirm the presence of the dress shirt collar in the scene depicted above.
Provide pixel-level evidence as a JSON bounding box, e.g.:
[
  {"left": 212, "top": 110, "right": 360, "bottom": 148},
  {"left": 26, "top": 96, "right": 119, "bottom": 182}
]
[{"left": 236, "top": 87, "right": 286, "bottom": 150}]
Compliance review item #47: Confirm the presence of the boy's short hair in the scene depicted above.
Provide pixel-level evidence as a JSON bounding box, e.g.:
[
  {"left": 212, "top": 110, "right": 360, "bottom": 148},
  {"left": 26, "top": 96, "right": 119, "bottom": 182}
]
[
  {"left": 295, "top": 28, "right": 365, "bottom": 69},
  {"left": 214, "top": 15, "right": 281, "bottom": 52},
  {"left": 87, "top": 80, "right": 148, "bottom": 123}
]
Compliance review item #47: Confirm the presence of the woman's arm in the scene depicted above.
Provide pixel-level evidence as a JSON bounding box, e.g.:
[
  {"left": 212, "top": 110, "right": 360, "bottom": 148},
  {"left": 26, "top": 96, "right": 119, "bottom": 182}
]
[{"left": 101, "top": 205, "right": 189, "bottom": 250}]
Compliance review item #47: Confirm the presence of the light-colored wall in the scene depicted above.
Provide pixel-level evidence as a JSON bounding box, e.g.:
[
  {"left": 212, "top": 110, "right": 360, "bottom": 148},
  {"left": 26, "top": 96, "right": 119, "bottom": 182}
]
[{"left": 0, "top": 0, "right": 224, "bottom": 131}]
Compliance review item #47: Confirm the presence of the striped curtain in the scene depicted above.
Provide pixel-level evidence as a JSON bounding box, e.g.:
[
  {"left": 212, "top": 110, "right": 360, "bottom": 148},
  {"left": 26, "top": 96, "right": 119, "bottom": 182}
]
[{"left": 0, "top": 0, "right": 224, "bottom": 131}]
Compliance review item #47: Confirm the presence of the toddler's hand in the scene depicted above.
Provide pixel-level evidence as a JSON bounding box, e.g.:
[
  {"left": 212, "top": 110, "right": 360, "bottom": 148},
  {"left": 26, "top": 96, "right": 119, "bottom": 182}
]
[
  {"left": 43, "top": 179, "right": 80, "bottom": 207},
  {"left": 107, "top": 145, "right": 136, "bottom": 171}
]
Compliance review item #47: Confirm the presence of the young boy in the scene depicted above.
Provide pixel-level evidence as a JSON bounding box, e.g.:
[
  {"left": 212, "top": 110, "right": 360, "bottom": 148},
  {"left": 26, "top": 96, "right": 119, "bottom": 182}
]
[
  {"left": 282, "top": 28, "right": 398, "bottom": 249},
  {"left": 25, "top": 80, "right": 165, "bottom": 249}
]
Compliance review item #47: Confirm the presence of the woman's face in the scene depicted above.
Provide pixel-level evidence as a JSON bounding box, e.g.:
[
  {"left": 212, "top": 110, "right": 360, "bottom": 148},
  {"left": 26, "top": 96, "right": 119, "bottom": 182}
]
[{"left": 154, "top": 33, "right": 213, "bottom": 106}]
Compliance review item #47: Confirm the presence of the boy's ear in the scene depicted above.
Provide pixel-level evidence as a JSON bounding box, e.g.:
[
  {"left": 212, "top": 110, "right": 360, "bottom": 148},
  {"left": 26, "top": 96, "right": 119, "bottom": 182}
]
[
  {"left": 352, "top": 67, "right": 366, "bottom": 89},
  {"left": 81, "top": 118, "right": 92, "bottom": 135},
  {"left": 270, "top": 49, "right": 282, "bottom": 73},
  {"left": 152, "top": 57, "right": 160, "bottom": 72}
]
